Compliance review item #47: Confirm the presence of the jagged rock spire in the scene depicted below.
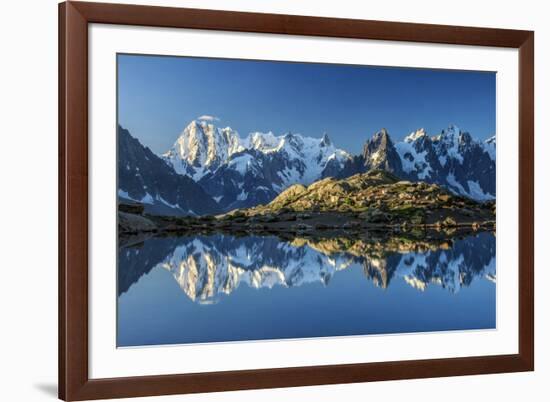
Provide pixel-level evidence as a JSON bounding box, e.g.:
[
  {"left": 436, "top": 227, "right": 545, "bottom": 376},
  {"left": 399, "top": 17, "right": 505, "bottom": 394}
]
[
  {"left": 361, "top": 129, "right": 404, "bottom": 176},
  {"left": 320, "top": 132, "right": 331, "bottom": 147}
]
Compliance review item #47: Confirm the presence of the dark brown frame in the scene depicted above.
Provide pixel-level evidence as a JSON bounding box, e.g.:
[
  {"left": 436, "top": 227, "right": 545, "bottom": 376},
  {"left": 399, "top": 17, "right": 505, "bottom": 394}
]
[{"left": 59, "top": 1, "right": 534, "bottom": 400}]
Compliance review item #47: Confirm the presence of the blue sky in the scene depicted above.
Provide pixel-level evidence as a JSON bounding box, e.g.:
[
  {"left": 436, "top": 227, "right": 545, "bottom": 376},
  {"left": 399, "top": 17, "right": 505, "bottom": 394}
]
[{"left": 118, "top": 54, "right": 496, "bottom": 155}]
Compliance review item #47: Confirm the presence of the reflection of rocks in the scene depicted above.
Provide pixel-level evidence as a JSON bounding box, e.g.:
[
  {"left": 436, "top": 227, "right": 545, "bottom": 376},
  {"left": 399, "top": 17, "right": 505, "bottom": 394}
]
[
  {"left": 293, "top": 236, "right": 453, "bottom": 259},
  {"left": 118, "top": 232, "right": 496, "bottom": 303},
  {"left": 118, "top": 236, "right": 182, "bottom": 295},
  {"left": 363, "top": 255, "right": 401, "bottom": 289}
]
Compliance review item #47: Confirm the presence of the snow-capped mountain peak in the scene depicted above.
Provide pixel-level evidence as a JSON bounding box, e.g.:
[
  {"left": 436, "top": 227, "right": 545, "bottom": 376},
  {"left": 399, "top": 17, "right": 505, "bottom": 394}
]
[
  {"left": 431, "top": 125, "right": 467, "bottom": 166},
  {"left": 404, "top": 128, "right": 428, "bottom": 143},
  {"left": 483, "top": 135, "right": 496, "bottom": 161},
  {"left": 320, "top": 132, "right": 331, "bottom": 147},
  {"left": 162, "top": 120, "right": 242, "bottom": 180},
  {"left": 440, "top": 124, "right": 461, "bottom": 138},
  {"left": 376, "top": 125, "right": 496, "bottom": 200},
  {"left": 244, "top": 131, "right": 281, "bottom": 153},
  {"left": 164, "top": 120, "right": 351, "bottom": 182}
]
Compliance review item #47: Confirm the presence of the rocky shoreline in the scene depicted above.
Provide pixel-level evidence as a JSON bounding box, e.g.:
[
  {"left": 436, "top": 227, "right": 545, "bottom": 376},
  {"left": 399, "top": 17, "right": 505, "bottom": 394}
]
[
  {"left": 119, "top": 170, "right": 495, "bottom": 244},
  {"left": 118, "top": 207, "right": 495, "bottom": 248}
]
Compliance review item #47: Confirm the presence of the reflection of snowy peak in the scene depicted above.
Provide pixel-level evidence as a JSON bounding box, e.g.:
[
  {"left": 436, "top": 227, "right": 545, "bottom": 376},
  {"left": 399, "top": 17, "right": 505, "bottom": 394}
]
[
  {"left": 158, "top": 235, "right": 354, "bottom": 303},
  {"left": 117, "top": 232, "right": 496, "bottom": 304},
  {"left": 163, "top": 119, "right": 352, "bottom": 211},
  {"left": 394, "top": 234, "right": 496, "bottom": 293}
]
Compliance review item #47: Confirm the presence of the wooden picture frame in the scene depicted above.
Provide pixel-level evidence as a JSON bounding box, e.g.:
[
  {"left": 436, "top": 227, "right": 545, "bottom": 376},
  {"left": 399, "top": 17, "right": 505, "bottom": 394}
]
[{"left": 59, "top": 1, "right": 534, "bottom": 400}]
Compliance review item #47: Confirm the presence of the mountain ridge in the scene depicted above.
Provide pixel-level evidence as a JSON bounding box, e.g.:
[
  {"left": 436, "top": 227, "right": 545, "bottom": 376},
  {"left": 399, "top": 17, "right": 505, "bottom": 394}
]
[
  {"left": 161, "top": 120, "right": 353, "bottom": 210},
  {"left": 392, "top": 125, "right": 496, "bottom": 200},
  {"left": 160, "top": 120, "right": 495, "bottom": 208},
  {"left": 118, "top": 125, "right": 220, "bottom": 216},
  {"left": 233, "top": 169, "right": 495, "bottom": 230},
  {"left": 118, "top": 120, "right": 496, "bottom": 217}
]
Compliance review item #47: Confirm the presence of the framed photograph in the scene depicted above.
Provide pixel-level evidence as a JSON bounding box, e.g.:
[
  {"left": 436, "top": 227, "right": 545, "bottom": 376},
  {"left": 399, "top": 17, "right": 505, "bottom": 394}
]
[{"left": 59, "top": 1, "right": 534, "bottom": 400}]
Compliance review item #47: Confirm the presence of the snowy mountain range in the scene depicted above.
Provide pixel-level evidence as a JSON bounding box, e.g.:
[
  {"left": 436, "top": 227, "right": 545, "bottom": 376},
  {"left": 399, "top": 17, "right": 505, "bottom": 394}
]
[
  {"left": 341, "top": 125, "right": 495, "bottom": 201},
  {"left": 376, "top": 125, "right": 496, "bottom": 201},
  {"left": 118, "top": 232, "right": 496, "bottom": 304},
  {"left": 118, "top": 119, "right": 496, "bottom": 216},
  {"left": 162, "top": 120, "right": 351, "bottom": 211}
]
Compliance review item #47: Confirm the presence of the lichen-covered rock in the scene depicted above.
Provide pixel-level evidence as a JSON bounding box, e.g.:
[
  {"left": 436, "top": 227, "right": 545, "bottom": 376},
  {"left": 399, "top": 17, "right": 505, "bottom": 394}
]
[
  {"left": 118, "top": 211, "right": 156, "bottom": 233},
  {"left": 195, "top": 169, "right": 496, "bottom": 232}
]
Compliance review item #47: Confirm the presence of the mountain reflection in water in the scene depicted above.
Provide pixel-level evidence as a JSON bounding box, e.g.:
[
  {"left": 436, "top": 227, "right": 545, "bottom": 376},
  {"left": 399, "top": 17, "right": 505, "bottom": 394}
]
[
  {"left": 119, "top": 232, "right": 495, "bottom": 303},
  {"left": 117, "top": 232, "right": 496, "bottom": 346}
]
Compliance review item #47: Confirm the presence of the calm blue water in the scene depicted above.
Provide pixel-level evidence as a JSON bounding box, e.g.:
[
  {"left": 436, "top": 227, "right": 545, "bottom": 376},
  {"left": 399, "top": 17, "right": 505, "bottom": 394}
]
[{"left": 117, "top": 232, "right": 496, "bottom": 347}]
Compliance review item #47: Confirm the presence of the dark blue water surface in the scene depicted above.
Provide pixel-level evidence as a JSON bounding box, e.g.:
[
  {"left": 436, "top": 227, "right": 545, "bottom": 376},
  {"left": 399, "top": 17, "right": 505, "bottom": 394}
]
[{"left": 117, "top": 232, "right": 496, "bottom": 347}]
